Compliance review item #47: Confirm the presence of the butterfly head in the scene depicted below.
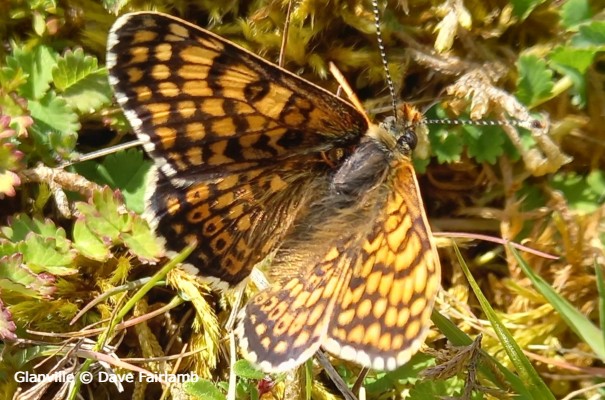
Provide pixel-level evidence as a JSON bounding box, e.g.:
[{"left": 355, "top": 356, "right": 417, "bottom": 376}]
[
  {"left": 380, "top": 116, "right": 418, "bottom": 155},
  {"left": 373, "top": 103, "right": 424, "bottom": 159}
]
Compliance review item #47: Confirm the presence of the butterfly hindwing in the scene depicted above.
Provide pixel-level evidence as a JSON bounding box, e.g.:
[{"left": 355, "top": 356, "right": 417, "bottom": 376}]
[
  {"left": 237, "top": 248, "right": 353, "bottom": 372},
  {"left": 323, "top": 160, "right": 441, "bottom": 371},
  {"left": 237, "top": 135, "right": 440, "bottom": 371},
  {"left": 146, "top": 160, "right": 327, "bottom": 286}
]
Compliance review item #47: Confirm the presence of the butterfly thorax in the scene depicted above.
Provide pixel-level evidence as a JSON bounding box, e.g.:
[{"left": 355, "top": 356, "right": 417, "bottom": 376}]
[{"left": 330, "top": 117, "right": 417, "bottom": 199}]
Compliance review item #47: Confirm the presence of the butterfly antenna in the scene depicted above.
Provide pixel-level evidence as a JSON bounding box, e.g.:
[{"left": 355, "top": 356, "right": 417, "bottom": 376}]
[
  {"left": 423, "top": 116, "right": 546, "bottom": 131},
  {"left": 372, "top": 0, "right": 398, "bottom": 119}
]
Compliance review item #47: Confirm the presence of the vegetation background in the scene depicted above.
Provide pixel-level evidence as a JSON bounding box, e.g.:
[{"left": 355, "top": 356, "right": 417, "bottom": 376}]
[{"left": 0, "top": 0, "right": 604, "bottom": 399}]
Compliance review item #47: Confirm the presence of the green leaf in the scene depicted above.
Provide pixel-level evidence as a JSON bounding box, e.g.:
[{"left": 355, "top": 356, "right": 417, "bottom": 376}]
[
  {"left": 428, "top": 128, "right": 463, "bottom": 163},
  {"left": 510, "top": 0, "right": 545, "bottom": 20},
  {"left": 28, "top": 91, "right": 80, "bottom": 159},
  {"left": 121, "top": 217, "right": 163, "bottom": 262},
  {"left": 462, "top": 125, "right": 504, "bottom": 164},
  {"left": 72, "top": 218, "right": 111, "bottom": 261},
  {"left": 2, "top": 214, "right": 66, "bottom": 243},
  {"left": 549, "top": 46, "right": 594, "bottom": 107},
  {"left": 571, "top": 21, "right": 605, "bottom": 48},
  {"left": 73, "top": 187, "right": 162, "bottom": 262},
  {"left": 18, "top": 235, "right": 77, "bottom": 276},
  {"left": 364, "top": 353, "right": 434, "bottom": 394},
  {"left": 559, "top": 0, "right": 592, "bottom": 29},
  {"left": 0, "top": 254, "right": 56, "bottom": 299},
  {"left": 454, "top": 243, "right": 555, "bottom": 400},
  {"left": 407, "top": 376, "right": 465, "bottom": 399},
  {"left": 516, "top": 55, "right": 554, "bottom": 108},
  {"left": 73, "top": 149, "right": 153, "bottom": 213},
  {"left": 8, "top": 45, "right": 58, "bottom": 99},
  {"left": 510, "top": 247, "right": 605, "bottom": 360},
  {"left": 94, "top": 188, "right": 133, "bottom": 232},
  {"left": 183, "top": 379, "right": 226, "bottom": 400},
  {"left": 233, "top": 359, "right": 265, "bottom": 380},
  {"left": 0, "top": 241, "right": 18, "bottom": 257},
  {"left": 550, "top": 171, "right": 605, "bottom": 214},
  {"left": 586, "top": 169, "right": 605, "bottom": 194},
  {"left": 52, "top": 48, "right": 113, "bottom": 113},
  {"left": 549, "top": 47, "right": 595, "bottom": 75},
  {"left": 76, "top": 188, "right": 135, "bottom": 242}
]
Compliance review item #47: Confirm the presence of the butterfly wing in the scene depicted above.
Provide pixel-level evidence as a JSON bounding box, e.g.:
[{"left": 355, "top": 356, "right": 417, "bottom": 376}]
[
  {"left": 323, "top": 160, "right": 441, "bottom": 371},
  {"left": 238, "top": 138, "right": 440, "bottom": 372},
  {"left": 106, "top": 12, "right": 368, "bottom": 286},
  {"left": 236, "top": 246, "right": 353, "bottom": 372}
]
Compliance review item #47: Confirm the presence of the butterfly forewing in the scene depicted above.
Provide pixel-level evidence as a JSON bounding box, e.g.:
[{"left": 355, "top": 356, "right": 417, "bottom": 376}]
[
  {"left": 107, "top": 12, "right": 368, "bottom": 181},
  {"left": 106, "top": 12, "right": 368, "bottom": 286}
]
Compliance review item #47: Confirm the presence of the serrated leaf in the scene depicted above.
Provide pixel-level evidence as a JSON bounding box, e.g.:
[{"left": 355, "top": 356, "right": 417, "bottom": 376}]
[
  {"left": 75, "top": 188, "right": 133, "bottom": 243},
  {"left": 571, "top": 21, "right": 605, "bottom": 48},
  {"left": 549, "top": 47, "right": 593, "bottom": 107},
  {"left": 428, "top": 128, "right": 463, "bottom": 163},
  {"left": 28, "top": 91, "right": 80, "bottom": 158},
  {"left": 463, "top": 125, "right": 504, "bottom": 164},
  {"left": 407, "top": 376, "right": 465, "bottom": 399},
  {"left": 93, "top": 188, "right": 133, "bottom": 232},
  {"left": 0, "top": 297, "right": 17, "bottom": 340},
  {"left": 560, "top": 0, "right": 592, "bottom": 29},
  {"left": 3, "top": 214, "right": 66, "bottom": 243},
  {"left": 76, "top": 202, "right": 120, "bottom": 243},
  {"left": 73, "top": 149, "right": 153, "bottom": 213},
  {"left": 0, "top": 240, "right": 18, "bottom": 257},
  {"left": 121, "top": 217, "right": 163, "bottom": 261},
  {"left": 8, "top": 45, "right": 57, "bottom": 99},
  {"left": 550, "top": 47, "right": 595, "bottom": 75},
  {"left": 18, "top": 234, "right": 77, "bottom": 276},
  {"left": 103, "top": 150, "right": 152, "bottom": 213},
  {"left": 0, "top": 254, "right": 56, "bottom": 299},
  {"left": 52, "top": 48, "right": 112, "bottom": 113},
  {"left": 72, "top": 218, "right": 111, "bottom": 261},
  {"left": 183, "top": 379, "right": 226, "bottom": 400},
  {"left": 516, "top": 55, "right": 554, "bottom": 108},
  {"left": 233, "top": 359, "right": 265, "bottom": 380},
  {"left": 510, "top": 0, "right": 545, "bottom": 20}
]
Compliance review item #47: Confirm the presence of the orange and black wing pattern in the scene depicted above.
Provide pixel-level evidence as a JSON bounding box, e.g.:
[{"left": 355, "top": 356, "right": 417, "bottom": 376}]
[
  {"left": 237, "top": 128, "right": 441, "bottom": 372},
  {"left": 323, "top": 159, "right": 440, "bottom": 371},
  {"left": 106, "top": 12, "right": 368, "bottom": 286},
  {"left": 107, "top": 11, "right": 441, "bottom": 372}
]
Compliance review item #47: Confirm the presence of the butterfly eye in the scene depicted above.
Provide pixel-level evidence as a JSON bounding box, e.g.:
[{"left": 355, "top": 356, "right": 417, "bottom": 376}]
[{"left": 397, "top": 129, "right": 417, "bottom": 152}]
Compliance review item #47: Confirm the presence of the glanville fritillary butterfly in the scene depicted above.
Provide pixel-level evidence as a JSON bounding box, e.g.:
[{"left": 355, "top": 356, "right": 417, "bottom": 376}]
[{"left": 106, "top": 11, "right": 441, "bottom": 372}]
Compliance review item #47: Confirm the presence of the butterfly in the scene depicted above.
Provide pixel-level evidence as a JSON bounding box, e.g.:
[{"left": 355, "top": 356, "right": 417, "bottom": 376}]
[{"left": 106, "top": 11, "right": 441, "bottom": 372}]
